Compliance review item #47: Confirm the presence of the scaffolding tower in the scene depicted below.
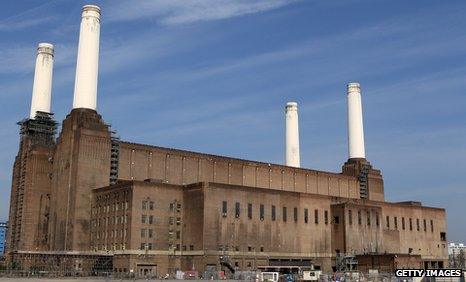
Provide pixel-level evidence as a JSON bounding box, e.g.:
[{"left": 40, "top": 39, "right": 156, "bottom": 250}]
[
  {"left": 18, "top": 111, "right": 57, "bottom": 147},
  {"left": 110, "top": 131, "right": 120, "bottom": 185},
  {"left": 358, "top": 164, "right": 371, "bottom": 199}
]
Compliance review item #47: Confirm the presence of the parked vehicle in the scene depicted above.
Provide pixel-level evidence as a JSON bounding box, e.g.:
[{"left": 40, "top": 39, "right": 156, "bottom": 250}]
[
  {"left": 303, "top": 270, "right": 322, "bottom": 281},
  {"left": 261, "top": 271, "right": 280, "bottom": 282}
]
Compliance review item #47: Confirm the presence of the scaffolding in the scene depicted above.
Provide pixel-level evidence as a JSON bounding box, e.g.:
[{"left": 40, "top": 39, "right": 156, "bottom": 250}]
[
  {"left": 110, "top": 130, "right": 120, "bottom": 185},
  {"left": 335, "top": 253, "right": 358, "bottom": 272},
  {"left": 18, "top": 111, "right": 57, "bottom": 147},
  {"left": 358, "top": 164, "right": 371, "bottom": 199}
]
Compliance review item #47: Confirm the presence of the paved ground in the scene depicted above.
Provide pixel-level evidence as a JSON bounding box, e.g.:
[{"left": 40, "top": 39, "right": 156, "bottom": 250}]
[
  {"left": 0, "top": 279, "right": 244, "bottom": 282},
  {"left": 0, "top": 279, "right": 190, "bottom": 281}
]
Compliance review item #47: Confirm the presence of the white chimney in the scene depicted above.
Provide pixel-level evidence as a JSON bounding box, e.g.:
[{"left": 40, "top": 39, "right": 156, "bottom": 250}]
[
  {"left": 285, "top": 102, "right": 300, "bottom": 167},
  {"left": 347, "top": 82, "right": 366, "bottom": 159},
  {"left": 72, "top": 5, "right": 101, "bottom": 110},
  {"left": 30, "top": 43, "right": 54, "bottom": 119}
]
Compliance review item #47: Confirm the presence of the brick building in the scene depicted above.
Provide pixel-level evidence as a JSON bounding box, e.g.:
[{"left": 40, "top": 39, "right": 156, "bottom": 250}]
[
  {"left": 5, "top": 4, "right": 448, "bottom": 278},
  {"left": 0, "top": 222, "right": 7, "bottom": 256}
]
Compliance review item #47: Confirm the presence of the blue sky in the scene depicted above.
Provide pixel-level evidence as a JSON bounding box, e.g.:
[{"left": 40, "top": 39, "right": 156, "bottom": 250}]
[{"left": 0, "top": 0, "right": 465, "bottom": 242}]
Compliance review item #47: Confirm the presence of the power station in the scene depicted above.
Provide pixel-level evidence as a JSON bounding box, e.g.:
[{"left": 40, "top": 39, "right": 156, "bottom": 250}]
[{"left": 5, "top": 4, "right": 448, "bottom": 278}]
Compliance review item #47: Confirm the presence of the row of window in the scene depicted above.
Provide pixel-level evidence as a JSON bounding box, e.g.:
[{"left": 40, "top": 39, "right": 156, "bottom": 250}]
[
  {"left": 95, "top": 191, "right": 129, "bottom": 202},
  {"left": 348, "top": 210, "right": 376, "bottom": 225},
  {"left": 140, "top": 228, "right": 154, "bottom": 238},
  {"left": 95, "top": 200, "right": 182, "bottom": 215},
  {"left": 222, "top": 201, "right": 328, "bottom": 224},
  {"left": 169, "top": 217, "right": 182, "bottom": 225},
  {"left": 221, "top": 202, "right": 437, "bottom": 233},
  {"left": 169, "top": 202, "right": 182, "bottom": 212},
  {"left": 93, "top": 202, "right": 129, "bottom": 215},
  {"left": 385, "top": 216, "right": 434, "bottom": 232},
  {"left": 219, "top": 245, "right": 265, "bottom": 252},
  {"left": 141, "top": 200, "right": 182, "bottom": 212},
  {"left": 92, "top": 215, "right": 128, "bottom": 227},
  {"left": 167, "top": 244, "right": 195, "bottom": 251},
  {"left": 141, "top": 200, "right": 155, "bottom": 210},
  {"left": 92, "top": 228, "right": 127, "bottom": 240},
  {"left": 141, "top": 215, "right": 155, "bottom": 224},
  {"left": 91, "top": 242, "right": 126, "bottom": 251},
  {"left": 139, "top": 243, "right": 194, "bottom": 251}
]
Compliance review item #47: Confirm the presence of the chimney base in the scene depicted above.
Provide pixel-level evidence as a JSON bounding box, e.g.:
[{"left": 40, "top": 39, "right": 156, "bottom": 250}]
[{"left": 342, "top": 158, "right": 384, "bottom": 201}]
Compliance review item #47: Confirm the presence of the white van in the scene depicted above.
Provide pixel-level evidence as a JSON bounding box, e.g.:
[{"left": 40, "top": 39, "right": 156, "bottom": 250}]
[
  {"left": 303, "top": 270, "right": 322, "bottom": 281},
  {"left": 261, "top": 272, "right": 279, "bottom": 282}
]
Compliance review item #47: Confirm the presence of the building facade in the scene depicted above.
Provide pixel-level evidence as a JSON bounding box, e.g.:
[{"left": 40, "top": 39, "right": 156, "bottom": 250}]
[
  {"left": 448, "top": 243, "right": 466, "bottom": 269},
  {"left": 5, "top": 4, "right": 448, "bottom": 278},
  {"left": 0, "top": 222, "right": 7, "bottom": 256}
]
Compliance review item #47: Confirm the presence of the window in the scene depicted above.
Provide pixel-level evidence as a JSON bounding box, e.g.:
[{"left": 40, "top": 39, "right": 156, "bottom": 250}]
[
  {"left": 148, "top": 243, "right": 153, "bottom": 250},
  {"left": 333, "top": 216, "right": 340, "bottom": 224},
  {"left": 314, "top": 209, "right": 319, "bottom": 224},
  {"left": 235, "top": 202, "right": 240, "bottom": 218},
  {"left": 141, "top": 215, "right": 147, "bottom": 224},
  {"left": 222, "top": 201, "right": 227, "bottom": 217},
  {"left": 304, "top": 209, "right": 309, "bottom": 224},
  {"left": 440, "top": 232, "right": 446, "bottom": 241},
  {"left": 402, "top": 217, "right": 405, "bottom": 230},
  {"left": 358, "top": 210, "right": 362, "bottom": 225},
  {"left": 148, "top": 229, "right": 154, "bottom": 238},
  {"left": 348, "top": 210, "right": 353, "bottom": 225},
  {"left": 141, "top": 228, "right": 146, "bottom": 238},
  {"left": 149, "top": 215, "right": 154, "bottom": 224},
  {"left": 142, "top": 201, "right": 147, "bottom": 210},
  {"left": 423, "top": 219, "right": 427, "bottom": 232},
  {"left": 169, "top": 217, "right": 174, "bottom": 225},
  {"left": 176, "top": 217, "right": 181, "bottom": 225},
  {"left": 430, "top": 219, "right": 434, "bottom": 232},
  {"left": 190, "top": 245, "right": 194, "bottom": 251},
  {"left": 260, "top": 204, "right": 265, "bottom": 221},
  {"left": 271, "top": 205, "right": 276, "bottom": 221},
  {"left": 324, "top": 210, "right": 329, "bottom": 225},
  {"left": 416, "top": 218, "right": 420, "bottom": 231},
  {"left": 170, "top": 203, "right": 174, "bottom": 211},
  {"left": 294, "top": 207, "right": 298, "bottom": 222},
  {"left": 283, "top": 207, "right": 287, "bottom": 222},
  {"left": 386, "top": 216, "right": 390, "bottom": 228},
  {"left": 394, "top": 217, "right": 398, "bottom": 229},
  {"left": 140, "top": 243, "right": 146, "bottom": 250},
  {"left": 248, "top": 203, "right": 252, "bottom": 219},
  {"left": 149, "top": 201, "right": 154, "bottom": 210},
  {"left": 376, "top": 212, "right": 379, "bottom": 226},
  {"left": 176, "top": 231, "right": 181, "bottom": 239},
  {"left": 409, "top": 218, "right": 413, "bottom": 231},
  {"left": 366, "top": 211, "right": 370, "bottom": 226}
]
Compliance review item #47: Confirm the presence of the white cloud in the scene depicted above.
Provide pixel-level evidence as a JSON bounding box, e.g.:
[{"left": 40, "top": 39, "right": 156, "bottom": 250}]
[
  {"left": 0, "top": 16, "right": 56, "bottom": 31},
  {"left": 0, "top": 2, "right": 58, "bottom": 31},
  {"left": 105, "top": 0, "right": 300, "bottom": 25}
]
